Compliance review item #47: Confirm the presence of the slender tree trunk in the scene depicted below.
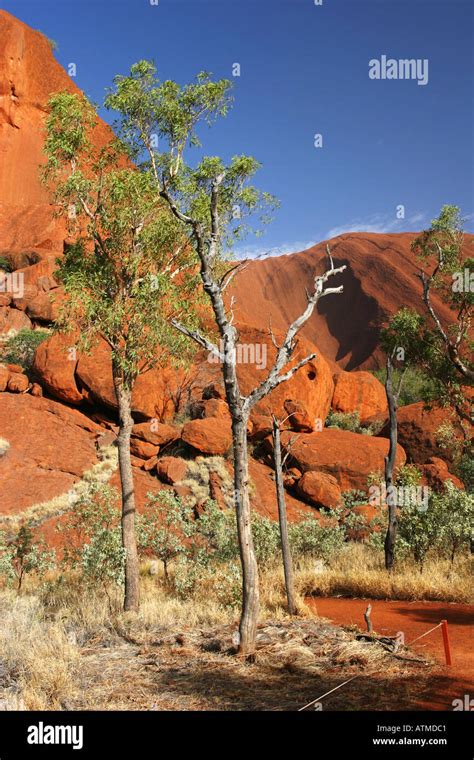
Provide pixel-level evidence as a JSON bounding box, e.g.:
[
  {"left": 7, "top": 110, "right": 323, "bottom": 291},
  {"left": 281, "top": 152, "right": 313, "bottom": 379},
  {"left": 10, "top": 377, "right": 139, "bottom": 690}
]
[
  {"left": 113, "top": 371, "right": 140, "bottom": 612},
  {"left": 232, "top": 412, "right": 260, "bottom": 659},
  {"left": 384, "top": 356, "right": 398, "bottom": 572},
  {"left": 272, "top": 418, "right": 297, "bottom": 615}
]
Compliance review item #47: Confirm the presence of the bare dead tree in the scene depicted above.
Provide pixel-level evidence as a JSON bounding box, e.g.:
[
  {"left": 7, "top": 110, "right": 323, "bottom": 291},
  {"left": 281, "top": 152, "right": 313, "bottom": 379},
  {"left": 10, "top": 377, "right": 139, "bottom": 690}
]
[
  {"left": 383, "top": 354, "right": 407, "bottom": 571},
  {"left": 171, "top": 234, "right": 346, "bottom": 657},
  {"left": 272, "top": 414, "right": 297, "bottom": 616}
]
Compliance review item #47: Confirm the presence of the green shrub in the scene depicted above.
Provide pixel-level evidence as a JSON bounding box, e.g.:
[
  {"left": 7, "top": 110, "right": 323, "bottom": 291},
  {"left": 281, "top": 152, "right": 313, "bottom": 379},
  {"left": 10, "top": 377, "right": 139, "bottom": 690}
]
[
  {"left": 397, "top": 483, "right": 473, "bottom": 570},
  {"left": 431, "top": 482, "right": 474, "bottom": 564},
  {"left": 288, "top": 514, "right": 345, "bottom": 562},
  {"left": 0, "top": 523, "right": 55, "bottom": 590},
  {"left": 395, "top": 464, "right": 423, "bottom": 487},
  {"left": 0, "top": 255, "right": 12, "bottom": 273},
  {"left": 341, "top": 490, "right": 367, "bottom": 509},
  {"left": 326, "top": 410, "right": 362, "bottom": 432},
  {"left": 193, "top": 500, "right": 237, "bottom": 563},
  {"left": 325, "top": 410, "right": 378, "bottom": 435},
  {"left": 251, "top": 514, "right": 280, "bottom": 566},
  {"left": 457, "top": 454, "right": 474, "bottom": 493},
  {"left": 59, "top": 483, "right": 125, "bottom": 587},
  {"left": 372, "top": 367, "right": 437, "bottom": 407},
  {"left": 1, "top": 329, "right": 50, "bottom": 371},
  {"left": 138, "top": 490, "right": 196, "bottom": 583}
]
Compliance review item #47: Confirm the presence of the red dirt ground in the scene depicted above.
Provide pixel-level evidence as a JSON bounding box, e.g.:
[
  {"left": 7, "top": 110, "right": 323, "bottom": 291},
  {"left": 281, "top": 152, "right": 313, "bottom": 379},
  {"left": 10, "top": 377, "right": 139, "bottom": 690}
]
[{"left": 307, "top": 597, "right": 474, "bottom": 710}]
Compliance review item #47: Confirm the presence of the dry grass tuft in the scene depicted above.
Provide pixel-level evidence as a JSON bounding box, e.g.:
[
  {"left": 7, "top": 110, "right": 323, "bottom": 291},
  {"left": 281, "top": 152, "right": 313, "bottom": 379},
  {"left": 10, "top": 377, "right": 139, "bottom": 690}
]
[{"left": 0, "top": 591, "right": 77, "bottom": 709}]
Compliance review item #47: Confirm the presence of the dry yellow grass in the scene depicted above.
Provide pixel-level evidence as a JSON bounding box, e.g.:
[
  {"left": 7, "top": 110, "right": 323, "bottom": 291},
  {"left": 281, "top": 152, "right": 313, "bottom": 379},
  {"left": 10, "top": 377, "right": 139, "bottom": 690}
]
[
  {"left": 0, "top": 576, "right": 432, "bottom": 712},
  {"left": 294, "top": 543, "right": 473, "bottom": 603},
  {"left": 0, "top": 591, "right": 77, "bottom": 710},
  {"left": 0, "top": 546, "right": 470, "bottom": 711}
]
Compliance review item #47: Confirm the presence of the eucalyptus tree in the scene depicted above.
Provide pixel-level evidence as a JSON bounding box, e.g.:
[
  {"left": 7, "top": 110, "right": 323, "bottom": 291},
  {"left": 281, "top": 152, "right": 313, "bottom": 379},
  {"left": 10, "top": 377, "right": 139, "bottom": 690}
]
[
  {"left": 383, "top": 206, "right": 473, "bottom": 431},
  {"left": 106, "top": 63, "right": 346, "bottom": 655},
  {"left": 381, "top": 206, "right": 473, "bottom": 567},
  {"left": 43, "top": 91, "right": 199, "bottom": 612}
]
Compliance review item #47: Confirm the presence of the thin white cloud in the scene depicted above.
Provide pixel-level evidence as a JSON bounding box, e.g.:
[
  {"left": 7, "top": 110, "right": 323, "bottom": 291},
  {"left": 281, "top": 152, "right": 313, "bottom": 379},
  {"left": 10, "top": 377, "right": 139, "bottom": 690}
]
[
  {"left": 235, "top": 213, "right": 429, "bottom": 260},
  {"left": 234, "top": 239, "right": 319, "bottom": 260},
  {"left": 325, "top": 211, "right": 426, "bottom": 239}
]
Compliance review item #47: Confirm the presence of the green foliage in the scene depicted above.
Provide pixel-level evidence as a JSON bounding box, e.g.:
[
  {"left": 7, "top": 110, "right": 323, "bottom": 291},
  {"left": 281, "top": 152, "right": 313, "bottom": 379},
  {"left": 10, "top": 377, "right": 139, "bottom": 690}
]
[
  {"left": 435, "top": 422, "right": 472, "bottom": 491},
  {"left": 1, "top": 329, "right": 50, "bottom": 371},
  {"left": 193, "top": 500, "right": 238, "bottom": 562},
  {"left": 0, "top": 255, "right": 12, "bottom": 272},
  {"left": 43, "top": 91, "right": 203, "bottom": 392},
  {"left": 0, "top": 524, "right": 55, "bottom": 590},
  {"left": 395, "top": 464, "right": 423, "bottom": 488},
  {"left": 288, "top": 513, "right": 345, "bottom": 562},
  {"left": 397, "top": 483, "right": 473, "bottom": 570},
  {"left": 372, "top": 366, "right": 437, "bottom": 407},
  {"left": 432, "top": 483, "right": 474, "bottom": 563},
  {"left": 59, "top": 484, "right": 125, "bottom": 587},
  {"left": 381, "top": 206, "right": 473, "bottom": 424},
  {"left": 457, "top": 454, "right": 474, "bottom": 493},
  {"left": 341, "top": 490, "right": 367, "bottom": 509},
  {"left": 105, "top": 60, "right": 278, "bottom": 257},
  {"left": 326, "top": 410, "right": 361, "bottom": 432},
  {"left": 250, "top": 514, "right": 280, "bottom": 567},
  {"left": 325, "top": 409, "right": 378, "bottom": 435},
  {"left": 138, "top": 491, "right": 196, "bottom": 582}
]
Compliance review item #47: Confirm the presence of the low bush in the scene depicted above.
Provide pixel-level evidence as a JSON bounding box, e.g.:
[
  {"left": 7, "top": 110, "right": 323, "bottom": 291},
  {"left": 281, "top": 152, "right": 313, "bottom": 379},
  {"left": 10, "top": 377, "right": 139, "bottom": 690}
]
[
  {"left": 1, "top": 329, "right": 50, "bottom": 371},
  {"left": 0, "top": 523, "right": 55, "bottom": 590},
  {"left": 372, "top": 366, "right": 438, "bottom": 407},
  {"left": 325, "top": 409, "right": 379, "bottom": 435}
]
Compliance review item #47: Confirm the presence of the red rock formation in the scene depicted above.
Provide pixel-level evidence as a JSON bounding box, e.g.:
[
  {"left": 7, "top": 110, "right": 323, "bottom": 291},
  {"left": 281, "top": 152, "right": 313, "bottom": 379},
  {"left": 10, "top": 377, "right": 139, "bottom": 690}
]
[
  {"left": 132, "top": 421, "right": 180, "bottom": 447},
  {"left": 0, "top": 10, "right": 115, "bottom": 247},
  {"left": 228, "top": 232, "right": 473, "bottom": 371},
  {"left": 155, "top": 456, "right": 189, "bottom": 485},
  {"left": 33, "top": 332, "right": 82, "bottom": 404},
  {"left": 331, "top": 370, "right": 388, "bottom": 422},
  {"left": 181, "top": 417, "right": 232, "bottom": 456},
  {"left": 420, "top": 457, "right": 464, "bottom": 491},
  {"left": 379, "top": 402, "right": 468, "bottom": 465},
  {"left": 271, "top": 428, "right": 406, "bottom": 491},
  {"left": 0, "top": 394, "right": 100, "bottom": 515},
  {"left": 0, "top": 10, "right": 467, "bottom": 536},
  {"left": 296, "top": 471, "right": 342, "bottom": 509}
]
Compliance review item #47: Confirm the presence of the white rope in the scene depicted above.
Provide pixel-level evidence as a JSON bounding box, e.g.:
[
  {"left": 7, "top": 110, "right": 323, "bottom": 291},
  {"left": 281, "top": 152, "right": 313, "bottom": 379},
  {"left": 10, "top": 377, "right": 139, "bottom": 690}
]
[
  {"left": 298, "top": 621, "right": 445, "bottom": 711},
  {"left": 298, "top": 675, "right": 360, "bottom": 712},
  {"left": 407, "top": 622, "right": 442, "bottom": 646}
]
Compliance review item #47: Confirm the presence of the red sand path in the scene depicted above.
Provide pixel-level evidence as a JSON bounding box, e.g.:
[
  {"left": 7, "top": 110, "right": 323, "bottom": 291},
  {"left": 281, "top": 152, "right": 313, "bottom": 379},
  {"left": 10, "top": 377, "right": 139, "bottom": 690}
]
[{"left": 307, "top": 597, "right": 474, "bottom": 710}]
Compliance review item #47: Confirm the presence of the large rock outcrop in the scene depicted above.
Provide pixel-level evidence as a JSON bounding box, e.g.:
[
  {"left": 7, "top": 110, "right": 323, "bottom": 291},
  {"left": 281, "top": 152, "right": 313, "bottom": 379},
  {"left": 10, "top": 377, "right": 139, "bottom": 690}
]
[
  {"left": 227, "top": 232, "right": 472, "bottom": 371},
  {"left": 33, "top": 325, "right": 335, "bottom": 428},
  {"left": 0, "top": 393, "right": 100, "bottom": 516},
  {"left": 0, "top": 10, "right": 115, "bottom": 248},
  {"left": 380, "top": 402, "right": 469, "bottom": 465},
  {"left": 272, "top": 428, "right": 406, "bottom": 492},
  {"left": 331, "top": 370, "right": 388, "bottom": 422}
]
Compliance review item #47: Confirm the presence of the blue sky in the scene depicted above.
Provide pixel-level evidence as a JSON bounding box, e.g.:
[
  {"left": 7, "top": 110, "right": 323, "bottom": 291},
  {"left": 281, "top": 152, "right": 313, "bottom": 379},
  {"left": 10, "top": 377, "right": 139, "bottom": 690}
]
[{"left": 2, "top": 0, "right": 473, "bottom": 255}]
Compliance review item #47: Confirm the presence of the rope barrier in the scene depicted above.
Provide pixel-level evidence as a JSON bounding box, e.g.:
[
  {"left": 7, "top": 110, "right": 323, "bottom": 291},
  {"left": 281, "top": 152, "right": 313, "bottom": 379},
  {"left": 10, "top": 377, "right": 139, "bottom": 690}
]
[
  {"left": 406, "top": 622, "right": 442, "bottom": 646},
  {"left": 298, "top": 617, "right": 452, "bottom": 711},
  {"left": 298, "top": 675, "right": 361, "bottom": 712}
]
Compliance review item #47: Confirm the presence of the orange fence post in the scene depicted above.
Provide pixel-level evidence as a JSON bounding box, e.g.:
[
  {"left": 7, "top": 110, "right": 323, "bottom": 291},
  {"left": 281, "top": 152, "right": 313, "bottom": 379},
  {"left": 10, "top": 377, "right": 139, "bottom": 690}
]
[{"left": 441, "top": 620, "right": 452, "bottom": 666}]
